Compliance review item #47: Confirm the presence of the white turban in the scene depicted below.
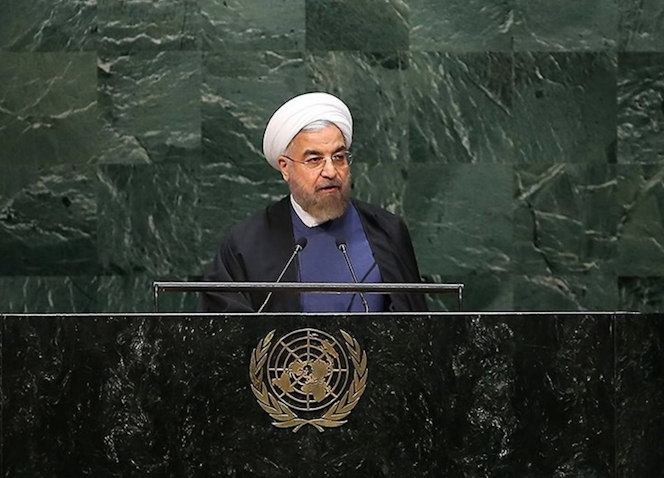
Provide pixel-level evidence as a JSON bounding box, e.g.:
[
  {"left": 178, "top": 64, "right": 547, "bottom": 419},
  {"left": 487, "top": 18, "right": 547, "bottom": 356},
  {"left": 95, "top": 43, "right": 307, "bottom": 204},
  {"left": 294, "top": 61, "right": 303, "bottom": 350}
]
[{"left": 262, "top": 92, "right": 353, "bottom": 170}]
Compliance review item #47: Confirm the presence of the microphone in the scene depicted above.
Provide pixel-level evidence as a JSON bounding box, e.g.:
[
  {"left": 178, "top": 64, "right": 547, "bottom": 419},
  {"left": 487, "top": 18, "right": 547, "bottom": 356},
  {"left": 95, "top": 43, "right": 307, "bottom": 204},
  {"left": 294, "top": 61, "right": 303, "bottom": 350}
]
[
  {"left": 335, "top": 238, "right": 370, "bottom": 313},
  {"left": 257, "top": 237, "right": 308, "bottom": 313}
]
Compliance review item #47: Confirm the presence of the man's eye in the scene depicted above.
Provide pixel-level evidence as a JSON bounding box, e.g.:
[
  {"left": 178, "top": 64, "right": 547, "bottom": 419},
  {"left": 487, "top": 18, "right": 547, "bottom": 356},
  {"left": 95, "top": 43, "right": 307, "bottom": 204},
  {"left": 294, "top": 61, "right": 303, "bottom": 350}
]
[
  {"left": 305, "top": 157, "right": 324, "bottom": 164},
  {"left": 332, "top": 153, "right": 347, "bottom": 162}
]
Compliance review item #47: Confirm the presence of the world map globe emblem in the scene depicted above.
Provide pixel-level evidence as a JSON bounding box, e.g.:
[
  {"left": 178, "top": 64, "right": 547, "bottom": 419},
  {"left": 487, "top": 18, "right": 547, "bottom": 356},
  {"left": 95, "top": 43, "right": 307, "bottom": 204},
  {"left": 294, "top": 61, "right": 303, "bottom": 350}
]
[
  {"left": 267, "top": 328, "right": 350, "bottom": 412},
  {"left": 250, "top": 328, "right": 368, "bottom": 431}
]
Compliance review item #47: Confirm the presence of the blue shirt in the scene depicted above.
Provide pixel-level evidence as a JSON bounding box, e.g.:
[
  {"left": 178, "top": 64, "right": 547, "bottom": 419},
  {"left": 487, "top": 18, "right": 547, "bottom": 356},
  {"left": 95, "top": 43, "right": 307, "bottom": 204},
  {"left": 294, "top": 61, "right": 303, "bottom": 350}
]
[{"left": 291, "top": 203, "right": 384, "bottom": 312}]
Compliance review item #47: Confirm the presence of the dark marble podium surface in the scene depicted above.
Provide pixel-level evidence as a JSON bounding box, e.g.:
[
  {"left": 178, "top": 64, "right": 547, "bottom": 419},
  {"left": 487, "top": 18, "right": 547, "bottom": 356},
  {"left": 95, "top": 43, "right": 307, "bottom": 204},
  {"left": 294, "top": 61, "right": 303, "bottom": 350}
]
[{"left": 1, "top": 312, "right": 662, "bottom": 478}]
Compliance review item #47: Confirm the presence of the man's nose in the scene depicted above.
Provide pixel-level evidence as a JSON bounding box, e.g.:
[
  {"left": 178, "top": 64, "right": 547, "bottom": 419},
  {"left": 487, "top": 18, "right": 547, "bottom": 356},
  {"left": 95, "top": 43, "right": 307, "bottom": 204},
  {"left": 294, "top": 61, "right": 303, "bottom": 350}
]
[{"left": 320, "top": 158, "right": 338, "bottom": 177}]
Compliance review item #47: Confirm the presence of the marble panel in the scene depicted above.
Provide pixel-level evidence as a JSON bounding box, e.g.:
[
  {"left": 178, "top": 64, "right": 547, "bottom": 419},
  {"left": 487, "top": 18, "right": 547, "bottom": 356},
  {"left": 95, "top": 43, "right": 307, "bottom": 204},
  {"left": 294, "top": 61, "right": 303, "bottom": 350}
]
[
  {"left": 513, "top": 163, "right": 618, "bottom": 275},
  {"left": 97, "top": 274, "right": 198, "bottom": 313},
  {"left": 403, "top": 163, "right": 513, "bottom": 277},
  {"left": 97, "top": 164, "right": 204, "bottom": 279},
  {"left": 201, "top": 0, "right": 305, "bottom": 51},
  {"left": 408, "top": 52, "right": 514, "bottom": 164},
  {"left": 617, "top": 52, "right": 664, "bottom": 164},
  {"left": 0, "top": 52, "right": 98, "bottom": 167},
  {"left": 425, "top": 273, "right": 513, "bottom": 312},
  {"left": 408, "top": 0, "right": 513, "bottom": 52},
  {"left": 97, "top": 0, "right": 200, "bottom": 51},
  {"left": 0, "top": 276, "right": 98, "bottom": 313},
  {"left": 615, "top": 164, "right": 664, "bottom": 276},
  {"left": 202, "top": 50, "right": 308, "bottom": 169},
  {"left": 97, "top": 52, "right": 202, "bottom": 164},
  {"left": 618, "top": 277, "right": 664, "bottom": 312},
  {"left": 616, "top": 313, "right": 664, "bottom": 477},
  {"left": 512, "top": 274, "right": 619, "bottom": 311},
  {"left": 619, "top": 0, "right": 664, "bottom": 51},
  {"left": 3, "top": 316, "right": 137, "bottom": 476},
  {"left": 0, "top": 165, "right": 98, "bottom": 276},
  {"left": 513, "top": 0, "right": 617, "bottom": 51},
  {"left": 2, "top": 313, "right": 614, "bottom": 477},
  {"left": 457, "top": 313, "right": 614, "bottom": 476},
  {"left": 308, "top": 51, "right": 410, "bottom": 212},
  {"left": 305, "top": 0, "right": 409, "bottom": 51},
  {"left": 0, "top": 0, "right": 96, "bottom": 51},
  {"left": 513, "top": 52, "right": 617, "bottom": 164}
]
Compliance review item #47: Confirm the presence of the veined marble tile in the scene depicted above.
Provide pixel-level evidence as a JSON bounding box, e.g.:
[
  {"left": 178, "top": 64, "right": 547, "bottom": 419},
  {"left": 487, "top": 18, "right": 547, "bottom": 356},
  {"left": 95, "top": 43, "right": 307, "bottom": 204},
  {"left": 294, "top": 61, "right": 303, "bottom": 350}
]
[
  {"left": 0, "top": 165, "right": 98, "bottom": 276},
  {"left": 447, "top": 313, "right": 614, "bottom": 475},
  {"left": 97, "top": 163, "right": 204, "bottom": 278},
  {"left": 202, "top": 50, "right": 308, "bottom": 169},
  {"left": 0, "top": 276, "right": 98, "bottom": 312},
  {"left": 513, "top": 52, "right": 617, "bottom": 164},
  {"left": 618, "top": 53, "right": 664, "bottom": 164},
  {"left": 0, "top": 52, "right": 98, "bottom": 167},
  {"left": 619, "top": 0, "right": 664, "bottom": 51},
  {"left": 98, "top": 274, "right": 199, "bottom": 313},
  {"left": 513, "top": 163, "right": 618, "bottom": 275},
  {"left": 404, "top": 163, "right": 514, "bottom": 277},
  {"left": 513, "top": 274, "right": 619, "bottom": 311},
  {"left": 201, "top": 0, "right": 305, "bottom": 51},
  {"left": 616, "top": 164, "right": 664, "bottom": 275},
  {"left": 98, "top": 0, "right": 200, "bottom": 51},
  {"left": 618, "top": 277, "right": 664, "bottom": 312},
  {"left": 424, "top": 272, "right": 514, "bottom": 312},
  {"left": 616, "top": 313, "right": 664, "bottom": 476},
  {"left": 409, "top": 0, "right": 513, "bottom": 52},
  {"left": 97, "top": 52, "right": 202, "bottom": 164},
  {"left": 0, "top": 0, "right": 96, "bottom": 51},
  {"left": 513, "top": 0, "right": 617, "bottom": 51},
  {"left": 408, "top": 52, "right": 514, "bottom": 164},
  {"left": 305, "top": 0, "right": 409, "bottom": 51}
]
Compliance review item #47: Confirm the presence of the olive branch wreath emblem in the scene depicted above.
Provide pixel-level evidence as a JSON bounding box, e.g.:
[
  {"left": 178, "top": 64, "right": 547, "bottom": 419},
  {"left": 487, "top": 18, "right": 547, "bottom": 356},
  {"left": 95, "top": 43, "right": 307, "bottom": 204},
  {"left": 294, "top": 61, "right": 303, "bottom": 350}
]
[{"left": 249, "top": 329, "right": 368, "bottom": 432}]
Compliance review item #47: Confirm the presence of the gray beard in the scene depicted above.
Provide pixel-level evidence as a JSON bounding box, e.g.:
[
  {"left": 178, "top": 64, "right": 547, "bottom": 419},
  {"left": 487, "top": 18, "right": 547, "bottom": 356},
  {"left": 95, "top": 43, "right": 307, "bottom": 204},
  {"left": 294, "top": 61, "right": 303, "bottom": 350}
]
[{"left": 289, "top": 176, "right": 351, "bottom": 223}]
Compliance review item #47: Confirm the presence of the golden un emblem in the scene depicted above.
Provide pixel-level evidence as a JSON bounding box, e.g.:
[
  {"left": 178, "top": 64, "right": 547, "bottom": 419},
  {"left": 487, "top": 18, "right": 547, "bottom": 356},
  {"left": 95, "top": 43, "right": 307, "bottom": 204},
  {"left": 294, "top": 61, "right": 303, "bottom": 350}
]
[{"left": 249, "top": 328, "right": 368, "bottom": 432}]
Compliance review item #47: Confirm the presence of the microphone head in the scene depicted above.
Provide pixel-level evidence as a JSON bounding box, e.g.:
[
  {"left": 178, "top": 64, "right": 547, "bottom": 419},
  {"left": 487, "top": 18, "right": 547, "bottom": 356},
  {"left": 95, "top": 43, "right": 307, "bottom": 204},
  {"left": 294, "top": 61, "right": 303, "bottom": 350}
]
[
  {"left": 295, "top": 237, "right": 308, "bottom": 250},
  {"left": 335, "top": 238, "right": 346, "bottom": 250}
]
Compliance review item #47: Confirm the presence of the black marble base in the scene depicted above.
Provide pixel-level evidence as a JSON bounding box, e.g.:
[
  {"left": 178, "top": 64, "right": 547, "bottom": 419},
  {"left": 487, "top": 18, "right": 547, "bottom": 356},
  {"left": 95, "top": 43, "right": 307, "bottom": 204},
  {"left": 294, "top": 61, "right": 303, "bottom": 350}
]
[{"left": 1, "top": 313, "right": 662, "bottom": 477}]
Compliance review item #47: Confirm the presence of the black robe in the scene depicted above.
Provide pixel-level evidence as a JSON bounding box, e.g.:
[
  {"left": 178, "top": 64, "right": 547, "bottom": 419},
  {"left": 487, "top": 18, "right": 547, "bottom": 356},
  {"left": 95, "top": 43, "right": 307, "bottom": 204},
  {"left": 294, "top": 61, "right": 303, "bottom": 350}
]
[{"left": 199, "top": 197, "right": 428, "bottom": 312}]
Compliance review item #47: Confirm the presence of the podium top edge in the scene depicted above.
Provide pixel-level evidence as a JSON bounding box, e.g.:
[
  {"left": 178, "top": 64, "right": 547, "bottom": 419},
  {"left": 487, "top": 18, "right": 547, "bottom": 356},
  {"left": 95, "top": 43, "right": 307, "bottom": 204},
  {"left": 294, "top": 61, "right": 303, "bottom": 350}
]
[
  {"left": 152, "top": 281, "right": 464, "bottom": 293},
  {"left": 0, "top": 311, "right": 646, "bottom": 318}
]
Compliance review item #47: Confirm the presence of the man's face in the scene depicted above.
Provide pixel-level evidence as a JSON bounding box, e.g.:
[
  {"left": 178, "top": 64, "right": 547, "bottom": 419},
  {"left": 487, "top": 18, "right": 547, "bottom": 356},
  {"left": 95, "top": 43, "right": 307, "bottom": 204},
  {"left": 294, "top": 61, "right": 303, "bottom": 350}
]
[{"left": 278, "top": 124, "right": 351, "bottom": 222}]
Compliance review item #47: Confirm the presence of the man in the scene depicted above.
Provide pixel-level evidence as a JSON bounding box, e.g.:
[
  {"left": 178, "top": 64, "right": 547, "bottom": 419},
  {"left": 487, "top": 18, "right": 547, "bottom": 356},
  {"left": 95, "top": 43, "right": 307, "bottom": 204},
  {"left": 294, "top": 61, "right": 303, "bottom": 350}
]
[{"left": 199, "top": 92, "right": 427, "bottom": 313}]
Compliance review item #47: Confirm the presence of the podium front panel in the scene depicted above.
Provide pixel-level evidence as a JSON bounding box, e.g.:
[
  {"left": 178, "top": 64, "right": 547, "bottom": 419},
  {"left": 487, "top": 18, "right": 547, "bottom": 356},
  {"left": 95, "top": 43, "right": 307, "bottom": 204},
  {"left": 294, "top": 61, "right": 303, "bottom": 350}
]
[{"left": 1, "top": 313, "right": 661, "bottom": 477}]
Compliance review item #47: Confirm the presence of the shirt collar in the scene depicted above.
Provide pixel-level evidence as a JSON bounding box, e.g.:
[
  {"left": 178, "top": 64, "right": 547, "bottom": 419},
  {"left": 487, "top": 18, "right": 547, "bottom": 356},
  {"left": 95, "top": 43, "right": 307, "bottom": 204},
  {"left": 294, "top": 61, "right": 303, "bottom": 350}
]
[{"left": 290, "top": 195, "right": 324, "bottom": 228}]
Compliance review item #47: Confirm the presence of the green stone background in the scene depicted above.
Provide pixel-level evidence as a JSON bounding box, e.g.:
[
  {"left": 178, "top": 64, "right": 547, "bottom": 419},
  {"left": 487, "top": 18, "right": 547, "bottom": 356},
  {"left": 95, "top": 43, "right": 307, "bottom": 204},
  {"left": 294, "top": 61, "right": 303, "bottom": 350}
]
[{"left": 0, "top": 0, "right": 663, "bottom": 313}]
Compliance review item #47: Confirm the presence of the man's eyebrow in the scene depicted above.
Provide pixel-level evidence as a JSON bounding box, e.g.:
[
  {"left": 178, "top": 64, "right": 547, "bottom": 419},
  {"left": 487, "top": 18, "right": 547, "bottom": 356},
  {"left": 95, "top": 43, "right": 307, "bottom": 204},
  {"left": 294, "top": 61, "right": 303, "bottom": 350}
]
[
  {"left": 302, "top": 145, "right": 347, "bottom": 156},
  {"left": 302, "top": 149, "right": 322, "bottom": 156}
]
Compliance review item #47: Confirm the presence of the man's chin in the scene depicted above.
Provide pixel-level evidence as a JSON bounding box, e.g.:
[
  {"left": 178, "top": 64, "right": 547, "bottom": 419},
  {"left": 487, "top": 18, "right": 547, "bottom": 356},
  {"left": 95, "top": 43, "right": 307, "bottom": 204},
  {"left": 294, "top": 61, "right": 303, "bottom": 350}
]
[{"left": 308, "top": 196, "right": 349, "bottom": 222}]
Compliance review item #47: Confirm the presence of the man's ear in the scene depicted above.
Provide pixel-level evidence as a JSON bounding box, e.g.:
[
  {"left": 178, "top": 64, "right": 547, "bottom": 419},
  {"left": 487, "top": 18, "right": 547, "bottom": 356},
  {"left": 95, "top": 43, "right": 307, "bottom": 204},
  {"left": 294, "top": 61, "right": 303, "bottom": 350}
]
[{"left": 277, "top": 156, "right": 290, "bottom": 181}]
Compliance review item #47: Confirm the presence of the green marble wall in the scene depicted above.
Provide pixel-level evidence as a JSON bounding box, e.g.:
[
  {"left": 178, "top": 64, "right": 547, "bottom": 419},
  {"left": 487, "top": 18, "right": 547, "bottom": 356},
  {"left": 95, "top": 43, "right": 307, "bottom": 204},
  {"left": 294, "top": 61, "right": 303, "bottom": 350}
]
[{"left": 1, "top": 0, "right": 663, "bottom": 313}]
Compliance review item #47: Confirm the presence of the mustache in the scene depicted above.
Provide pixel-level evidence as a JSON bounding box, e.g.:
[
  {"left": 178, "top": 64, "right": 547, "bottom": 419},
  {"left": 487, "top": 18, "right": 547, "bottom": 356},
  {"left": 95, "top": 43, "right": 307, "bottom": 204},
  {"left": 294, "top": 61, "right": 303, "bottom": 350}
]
[{"left": 315, "top": 179, "right": 343, "bottom": 190}]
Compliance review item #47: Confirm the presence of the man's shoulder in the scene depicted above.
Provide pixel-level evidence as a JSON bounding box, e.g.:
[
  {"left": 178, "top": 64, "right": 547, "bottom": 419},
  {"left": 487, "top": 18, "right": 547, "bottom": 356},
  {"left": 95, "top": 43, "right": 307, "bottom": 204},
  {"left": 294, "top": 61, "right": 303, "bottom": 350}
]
[
  {"left": 352, "top": 199, "right": 404, "bottom": 226},
  {"left": 225, "top": 196, "right": 290, "bottom": 240}
]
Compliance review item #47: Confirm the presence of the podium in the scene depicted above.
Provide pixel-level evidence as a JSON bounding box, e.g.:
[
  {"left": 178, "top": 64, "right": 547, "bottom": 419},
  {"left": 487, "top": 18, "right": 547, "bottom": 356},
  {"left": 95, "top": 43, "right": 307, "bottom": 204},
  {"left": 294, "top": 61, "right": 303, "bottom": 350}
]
[{"left": 2, "top": 312, "right": 663, "bottom": 477}]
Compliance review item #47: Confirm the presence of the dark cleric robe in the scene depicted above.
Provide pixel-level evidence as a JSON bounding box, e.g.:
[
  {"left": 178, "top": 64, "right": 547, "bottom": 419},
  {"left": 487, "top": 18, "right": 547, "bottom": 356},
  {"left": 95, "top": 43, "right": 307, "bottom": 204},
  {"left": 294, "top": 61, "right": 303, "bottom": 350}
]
[{"left": 198, "top": 196, "right": 428, "bottom": 313}]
